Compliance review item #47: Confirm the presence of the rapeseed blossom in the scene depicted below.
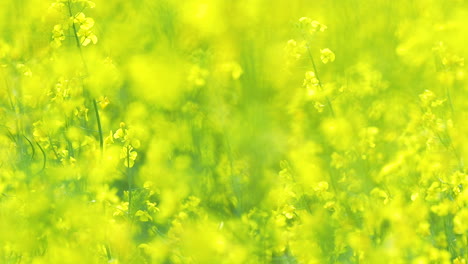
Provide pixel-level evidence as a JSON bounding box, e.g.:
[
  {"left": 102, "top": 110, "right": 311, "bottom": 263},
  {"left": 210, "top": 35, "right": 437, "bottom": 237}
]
[{"left": 1, "top": 0, "right": 468, "bottom": 263}]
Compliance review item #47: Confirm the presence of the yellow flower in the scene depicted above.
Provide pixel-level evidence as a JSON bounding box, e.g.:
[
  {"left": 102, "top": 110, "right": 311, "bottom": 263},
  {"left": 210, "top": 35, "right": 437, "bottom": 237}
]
[
  {"left": 298, "top": 17, "right": 312, "bottom": 24},
  {"left": 303, "top": 71, "right": 320, "bottom": 97},
  {"left": 74, "top": 106, "right": 89, "bottom": 121},
  {"left": 104, "top": 130, "right": 114, "bottom": 145},
  {"left": 51, "top": 24, "right": 66, "bottom": 47},
  {"left": 16, "top": 63, "right": 32, "bottom": 77},
  {"left": 135, "top": 210, "right": 153, "bottom": 222},
  {"left": 314, "top": 101, "right": 325, "bottom": 112},
  {"left": 314, "top": 181, "right": 329, "bottom": 192},
  {"left": 120, "top": 145, "right": 137, "bottom": 168},
  {"left": 73, "top": 12, "right": 98, "bottom": 46},
  {"left": 311, "top": 20, "right": 327, "bottom": 32},
  {"left": 419, "top": 90, "right": 436, "bottom": 107},
  {"left": 113, "top": 202, "right": 129, "bottom": 216},
  {"left": 98, "top": 96, "right": 110, "bottom": 109},
  {"left": 73, "top": 13, "right": 92, "bottom": 27},
  {"left": 370, "top": 187, "right": 389, "bottom": 204},
  {"left": 188, "top": 65, "right": 209, "bottom": 86},
  {"left": 282, "top": 204, "right": 296, "bottom": 219},
  {"left": 78, "top": 28, "right": 98, "bottom": 46},
  {"left": 113, "top": 122, "right": 127, "bottom": 140},
  {"left": 299, "top": 17, "right": 327, "bottom": 34},
  {"left": 146, "top": 201, "right": 160, "bottom": 213},
  {"left": 320, "top": 48, "right": 335, "bottom": 64}
]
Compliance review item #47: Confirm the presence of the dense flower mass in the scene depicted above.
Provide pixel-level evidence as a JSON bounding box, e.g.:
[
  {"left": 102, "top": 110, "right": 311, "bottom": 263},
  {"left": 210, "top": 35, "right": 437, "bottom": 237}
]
[{"left": 1, "top": 0, "right": 468, "bottom": 263}]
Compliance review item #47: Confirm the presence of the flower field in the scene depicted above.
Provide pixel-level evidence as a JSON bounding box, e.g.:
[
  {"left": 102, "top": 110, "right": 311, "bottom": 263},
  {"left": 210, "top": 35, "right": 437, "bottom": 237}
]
[{"left": 1, "top": 0, "right": 468, "bottom": 263}]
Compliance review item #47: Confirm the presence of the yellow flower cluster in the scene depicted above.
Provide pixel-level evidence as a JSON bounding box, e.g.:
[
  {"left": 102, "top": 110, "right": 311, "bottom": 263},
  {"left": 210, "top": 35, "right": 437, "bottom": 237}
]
[
  {"left": 1, "top": 0, "right": 468, "bottom": 263},
  {"left": 50, "top": 0, "right": 97, "bottom": 47}
]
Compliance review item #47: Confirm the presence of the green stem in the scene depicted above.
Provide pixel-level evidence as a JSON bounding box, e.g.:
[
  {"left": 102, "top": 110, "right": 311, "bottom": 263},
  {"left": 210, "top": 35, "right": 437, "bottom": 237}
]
[
  {"left": 35, "top": 141, "right": 47, "bottom": 172},
  {"left": 435, "top": 130, "right": 464, "bottom": 171},
  {"left": 303, "top": 39, "right": 335, "bottom": 117},
  {"left": 22, "top": 135, "right": 36, "bottom": 161},
  {"left": 67, "top": 0, "right": 103, "bottom": 153},
  {"left": 67, "top": 1, "right": 82, "bottom": 50},
  {"left": 93, "top": 99, "right": 104, "bottom": 152},
  {"left": 104, "top": 244, "right": 112, "bottom": 262},
  {"left": 127, "top": 145, "right": 133, "bottom": 219},
  {"left": 445, "top": 85, "right": 455, "bottom": 117}
]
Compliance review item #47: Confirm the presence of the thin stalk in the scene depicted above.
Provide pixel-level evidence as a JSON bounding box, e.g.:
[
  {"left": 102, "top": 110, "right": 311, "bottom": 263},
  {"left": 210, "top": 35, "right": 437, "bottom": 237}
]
[
  {"left": 435, "top": 130, "right": 464, "bottom": 171},
  {"left": 286, "top": 163, "right": 313, "bottom": 213},
  {"left": 448, "top": 138, "right": 464, "bottom": 171},
  {"left": 443, "top": 215, "right": 456, "bottom": 257},
  {"left": 127, "top": 145, "right": 133, "bottom": 219},
  {"left": 68, "top": 2, "right": 81, "bottom": 48},
  {"left": 23, "top": 135, "right": 36, "bottom": 161},
  {"left": 104, "top": 244, "right": 112, "bottom": 262},
  {"left": 93, "top": 99, "right": 104, "bottom": 152},
  {"left": 444, "top": 85, "right": 463, "bottom": 170},
  {"left": 437, "top": 58, "right": 463, "bottom": 169},
  {"left": 67, "top": 0, "right": 87, "bottom": 69},
  {"left": 36, "top": 141, "right": 47, "bottom": 172},
  {"left": 303, "top": 39, "right": 335, "bottom": 117},
  {"left": 67, "top": 0, "right": 103, "bottom": 153},
  {"left": 445, "top": 85, "right": 455, "bottom": 117}
]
